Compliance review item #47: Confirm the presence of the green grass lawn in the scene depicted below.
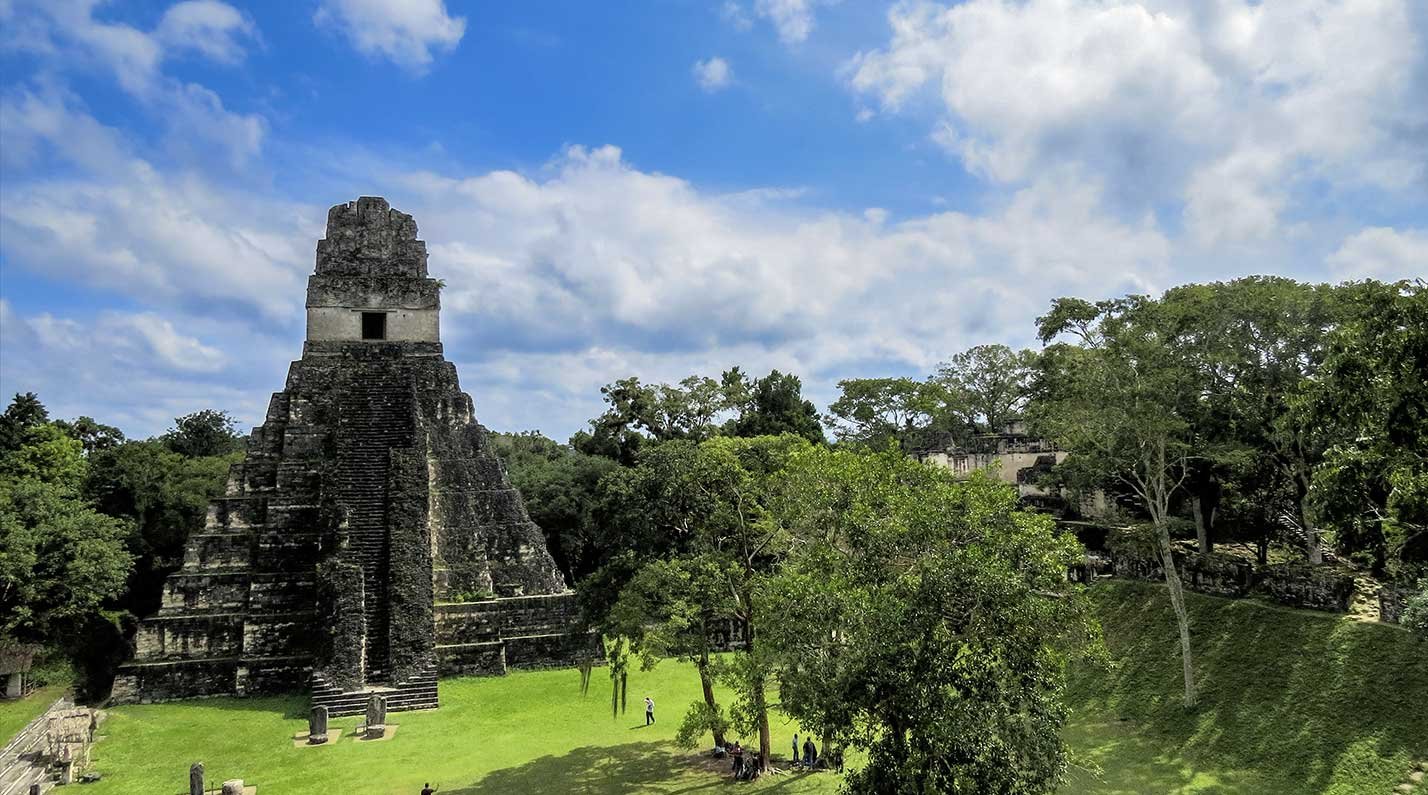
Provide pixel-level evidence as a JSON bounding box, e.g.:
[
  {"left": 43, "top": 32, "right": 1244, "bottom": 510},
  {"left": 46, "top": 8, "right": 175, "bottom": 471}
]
[
  {"left": 1063, "top": 580, "right": 1428, "bottom": 795},
  {"left": 0, "top": 682, "right": 68, "bottom": 743},
  {"left": 83, "top": 661, "right": 841, "bottom": 795},
  {"left": 64, "top": 580, "right": 1428, "bottom": 794}
]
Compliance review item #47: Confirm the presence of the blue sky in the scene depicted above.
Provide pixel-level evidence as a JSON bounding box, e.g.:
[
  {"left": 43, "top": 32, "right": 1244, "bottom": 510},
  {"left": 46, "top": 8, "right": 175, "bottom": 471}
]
[{"left": 2, "top": 0, "right": 1425, "bottom": 441}]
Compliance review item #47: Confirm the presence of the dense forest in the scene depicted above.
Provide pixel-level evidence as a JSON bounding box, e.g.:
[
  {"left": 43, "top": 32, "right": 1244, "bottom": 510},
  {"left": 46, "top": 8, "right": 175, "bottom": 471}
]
[{"left": 3, "top": 276, "right": 1424, "bottom": 791}]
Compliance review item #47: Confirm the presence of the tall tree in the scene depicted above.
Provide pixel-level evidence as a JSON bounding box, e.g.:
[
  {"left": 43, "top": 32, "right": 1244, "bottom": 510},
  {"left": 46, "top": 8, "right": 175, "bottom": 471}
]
[
  {"left": 162, "top": 410, "right": 245, "bottom": 458},
  {"left": 0, "top": 392, "right": 49, "bottom": 453},
  {"left": 1160, "top": 277, "right": 1345, "bottom": 562},
  {"left": 1, "top": 422, "right": 132, "bottom": 642},
  {"left": 933, "top": 343, "right": 1037, "bottom": 433},
  {"left": 728, "top": 370, "right": 824, "bottom": 443},
  {"left": 824, "top": 377, "right": 941, "bottom": 449},
  {"left": 1033, "top": 296, "right": 1203, "bottom": 706},
  {"left": 1302, "top": 280, "right": 1428, "bottom": 575},
  {"left": 761, "top": 446, "right": 1097, "bottom": 792}
]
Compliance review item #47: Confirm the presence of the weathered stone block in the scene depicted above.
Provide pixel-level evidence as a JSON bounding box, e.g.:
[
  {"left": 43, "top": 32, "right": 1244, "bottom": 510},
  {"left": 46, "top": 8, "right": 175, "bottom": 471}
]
[
  {"left": 308, "top": 705, "right": 329, "bottom": 744},
  {"left": 190, "top": 762, "right": 204, "bottom": 795}
]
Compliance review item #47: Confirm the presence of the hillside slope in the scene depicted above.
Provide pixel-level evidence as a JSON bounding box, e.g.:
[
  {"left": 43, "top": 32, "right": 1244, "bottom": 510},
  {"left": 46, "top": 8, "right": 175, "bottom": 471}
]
[{"left": 1065, "top": 580, "right": 1428, "bottom": 794}]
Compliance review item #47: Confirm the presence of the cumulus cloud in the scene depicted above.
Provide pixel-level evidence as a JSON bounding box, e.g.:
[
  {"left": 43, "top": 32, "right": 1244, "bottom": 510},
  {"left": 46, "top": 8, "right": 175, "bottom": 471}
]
[
  {"left": 0, "top": 300, "right": 284, "bottom": 437},
  {"left": 156, "top": 0, "right": 258, "bottom": 64},
  {"left": 0, "top": 90, "right": 312, "bottom": 319},
  {"left": 385, "top": 145, "right": 1169, "bottom": 436},
  {"left": 847, "top": 0, "right": 1428, "bottom": 244},
  {"left": 1327, "top": 227, "right": 1428, "bottom": 281},
  {"left": 756, "top": 0, "right": 821, "bottom": 45},
  {"left": 1, "top": 0, "right": 266, "bottom": 166},
  {"left": 314, "top": 0, "right": 466, "bottom": 72},
  {"left": 693, "top": 56, "right": 733, "bottom": 92}
]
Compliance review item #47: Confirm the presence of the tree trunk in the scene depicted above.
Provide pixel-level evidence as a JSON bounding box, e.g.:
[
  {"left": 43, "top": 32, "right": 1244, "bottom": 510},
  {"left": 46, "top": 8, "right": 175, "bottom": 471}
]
[
  {"left": 1156, "top": 519, "right": 1196, "bottom": 707},
  {"left": 698, "top": 647, "right": 726, "bottom": 748},
  {"left": 1296, "top": 472, "right": 1322, "bottom": 564},
  {"left": 620, "top": 671, "right": 628, "bottom": 715},
  {"left": 1191, "top": 496, "right": 1212, "bottom": 553}
]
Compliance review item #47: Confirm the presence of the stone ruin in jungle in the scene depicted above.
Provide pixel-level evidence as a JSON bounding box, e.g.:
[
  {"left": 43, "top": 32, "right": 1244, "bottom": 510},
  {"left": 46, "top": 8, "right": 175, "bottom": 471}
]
[{"left": 113, "top": 197, "right": 588, "bottom": 715}]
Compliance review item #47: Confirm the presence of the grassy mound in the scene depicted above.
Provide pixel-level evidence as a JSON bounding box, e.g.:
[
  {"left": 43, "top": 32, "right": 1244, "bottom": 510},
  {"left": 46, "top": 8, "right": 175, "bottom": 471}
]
[{"left": 1064, "top": 580, "right": 1428, "bottom": 794}]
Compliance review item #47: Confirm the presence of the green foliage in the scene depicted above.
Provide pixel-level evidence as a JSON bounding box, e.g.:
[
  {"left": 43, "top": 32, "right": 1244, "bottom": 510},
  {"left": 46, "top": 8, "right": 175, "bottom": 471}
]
[
  {"left": 161, "top": 409, "right": 245, "bottom": 458},
  {"left": 86, "top": 439, "right": 240, "bottom": 614},
  {"left": 823, "top": 377, "right": 939, "bottom": 449},
  {"left": 0, "top": 391, "right": 49, "bottom": 453},
  {"left": 1402, "top": 578, "right": 1428, "bottom": 636},
  {"left": 932, "top": 343, "right": 1037, "bottom": 432},
  {"left": 1303, "top": 280, "right": 1428, "bottom": 576},
  {"left": 491, "top": 431, "right": 620, "bottom": 583},
  {"left": 0, "top": 421, "right": 133, "bottom": 642},
  {"left": 761, "top": 446, "right": 1099, "bottom": 794},
  {"left": 728, "top": 370, "right": 824, "bottom": 443}
]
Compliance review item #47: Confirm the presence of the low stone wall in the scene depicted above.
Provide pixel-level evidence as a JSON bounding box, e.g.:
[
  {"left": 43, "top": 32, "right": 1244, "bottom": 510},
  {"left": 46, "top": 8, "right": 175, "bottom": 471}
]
[
  {"left": 1378, "top": 584, "right": 1411, "bottom": 624},
  {"left": 434, "top": 592, "right": 596, "bottom": 677},
  {"left": 1109, "top": 552, "right": 1353, "bottom": 612},
  {"left": 1255, "top": 564, "right": 1355, "bottom": 612}
]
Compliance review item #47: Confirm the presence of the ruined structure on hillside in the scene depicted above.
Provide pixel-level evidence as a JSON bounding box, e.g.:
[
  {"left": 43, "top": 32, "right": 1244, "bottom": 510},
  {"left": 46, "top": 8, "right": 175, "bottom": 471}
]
[{"left": 113, "top": 198, "right": 587, "bottom": 715}]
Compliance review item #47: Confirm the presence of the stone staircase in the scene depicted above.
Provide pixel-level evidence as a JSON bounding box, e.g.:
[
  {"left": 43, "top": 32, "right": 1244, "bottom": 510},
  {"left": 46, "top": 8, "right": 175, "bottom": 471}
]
[
  {"left": 335, "top": 374, "right": 415, "bottom": 683},
  {"left": 0, "top": 698, "right": 68, "bottom": 795},
  {"left": 309, "top": 663, "right": 439, "bottom": 717}
]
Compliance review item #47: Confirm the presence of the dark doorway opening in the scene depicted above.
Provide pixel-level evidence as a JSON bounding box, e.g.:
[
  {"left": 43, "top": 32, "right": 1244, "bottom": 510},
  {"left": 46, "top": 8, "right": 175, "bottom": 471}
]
[{"left": 361, "top": 312, "right": 387, "bottom": 340}]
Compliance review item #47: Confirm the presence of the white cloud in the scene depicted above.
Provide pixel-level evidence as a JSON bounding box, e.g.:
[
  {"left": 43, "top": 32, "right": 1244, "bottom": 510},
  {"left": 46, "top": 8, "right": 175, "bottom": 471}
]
[
  {"left": 314, "top": 0, "right": 465, "bottom": 72},
  {"left": 721, "top": 1, "right": 753, "bottom": 31},
  {"left": 693, "top": 56, "right": 733, "bottom": 92},
  {"left": 1327, "top": 227, "right": 1428, "bottom": 281},
  {"left": 2, "top": 1, "right": 265, "bottom": 165},
  {"left": 0, "top": 300, "right": 283, "bottom": 436},
  {"left": 0, "top": 90, "right": 311, "bottom": 319},
  {"left": 156, "top": 0, "right": 258, "bottom": 65},
  {"left": 387, "top": 145, "right": 1169, "bottom": 437},
  {"left": 847, "top": 0, "right": 1428, "bottom": 244},
  {"left": 757, "top": 0, "right": 822, "bottom": 45}
]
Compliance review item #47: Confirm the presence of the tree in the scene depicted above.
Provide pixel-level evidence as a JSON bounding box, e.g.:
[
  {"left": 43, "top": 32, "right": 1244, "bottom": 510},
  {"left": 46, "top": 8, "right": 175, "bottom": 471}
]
[
  {"left": 0, "top": 392, "right": 49, "bottom": 453},
  {"left": 490, "top": 432, "right": 621, "bottom": 584},
  {"left": 1160, "top": 278, "right": 1345, "bottom": 562},
  {"left": 606, "top": 555, "right": 738, "bottom": 748},
  {"left": 728, "top": 370, "right": 824, "bottom": 443},
  {"left": 85, "top": 440, "right": 239, "bottom": 615},
  {"left": 0, "top": 423, "right": 132, "bottom": 642},
  {"left": 1032, "top": 296, "right": 1202, "bottom": 706},
  {"left": 824, "top": 377, "right": 940, "bottom": 450},
  {"left": 162, "top": 410, "right": 245, "bottom": 458},
  {"left": 761, "top": 446, "right": 1097, "bottom": 792},
  {"left": 593, "top": 434, "right": 812, "bottom": 774},
  {"left": 55, "top": 416, "right": 126, "bottom": 456},
  {"left": 1302, "top": 280, "right": 1428, "bottom": 575},
  {"left": 932, "top": 343, "right": 1037, "bottom": 433}
]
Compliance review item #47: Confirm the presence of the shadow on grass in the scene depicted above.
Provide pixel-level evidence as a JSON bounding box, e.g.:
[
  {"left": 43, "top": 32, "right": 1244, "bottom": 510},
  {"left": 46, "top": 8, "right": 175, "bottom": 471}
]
[
  {"left": 445, "top": 741, "right": 706, "bottom": 794},
  {"left": 1068, "top": 581, "right": 1428, "bottom": 795},
  {"left": 445, "top": 743, "right": 826, "bottom": 794}
]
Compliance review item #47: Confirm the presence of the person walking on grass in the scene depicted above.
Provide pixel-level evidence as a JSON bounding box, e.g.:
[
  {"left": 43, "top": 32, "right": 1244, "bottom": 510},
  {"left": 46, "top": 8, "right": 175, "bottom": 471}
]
[
  {"left": 803, "top": 737, "right": 815, "bottom": 768},
  {"left": 644, "top": 696, "right": 655, "bottom": 725},
  {"left": 732, "top": 741, "right": 744, "bottom": 778},
  {"left": 793, "top": 733, "right": 800, "bottom": 767}
]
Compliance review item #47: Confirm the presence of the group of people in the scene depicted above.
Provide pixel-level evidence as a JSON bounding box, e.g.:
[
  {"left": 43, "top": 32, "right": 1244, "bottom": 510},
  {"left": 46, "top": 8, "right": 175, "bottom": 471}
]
[{"left": 715, "top": 733, "right": 842, "bottom": 780}]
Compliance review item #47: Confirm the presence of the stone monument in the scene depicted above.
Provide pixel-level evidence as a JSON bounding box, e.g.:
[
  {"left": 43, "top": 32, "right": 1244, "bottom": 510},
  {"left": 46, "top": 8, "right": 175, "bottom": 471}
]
[
  {"left": 113, "top": 198, "right": 590, "bottom": 715},
  {"left": 189, "top": 763, "right": 203, "bottom": 795},
  {"left": 307, "top": 705, "right": 328, "bottom": 744},
  {"left": 365, "top": 693, "right": 388, "bottom": 739}
]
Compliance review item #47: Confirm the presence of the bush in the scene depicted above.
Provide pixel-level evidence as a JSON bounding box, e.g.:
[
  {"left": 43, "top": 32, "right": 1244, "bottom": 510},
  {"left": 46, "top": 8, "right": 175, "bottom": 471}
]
[{"left": 1402, "top": 578, "right": 1428, "bottom": 636}]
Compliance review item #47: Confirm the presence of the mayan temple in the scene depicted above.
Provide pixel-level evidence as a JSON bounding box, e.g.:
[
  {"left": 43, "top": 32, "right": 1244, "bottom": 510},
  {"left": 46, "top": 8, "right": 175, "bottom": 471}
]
[{"left": 113, "top": 197, "right": 585, "bottom": 715}]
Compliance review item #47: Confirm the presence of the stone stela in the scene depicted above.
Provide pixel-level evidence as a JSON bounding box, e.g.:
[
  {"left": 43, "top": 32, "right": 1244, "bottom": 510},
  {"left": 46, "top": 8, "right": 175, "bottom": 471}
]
[{"left": 113, "top": 197, "right": 594, "bottom": 717}]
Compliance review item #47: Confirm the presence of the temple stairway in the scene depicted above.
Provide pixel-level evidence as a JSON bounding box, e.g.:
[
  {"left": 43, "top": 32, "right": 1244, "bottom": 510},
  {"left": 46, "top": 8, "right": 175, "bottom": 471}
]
[{"left": 334, "top": 373, "right": 415, "bottom": 683}]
